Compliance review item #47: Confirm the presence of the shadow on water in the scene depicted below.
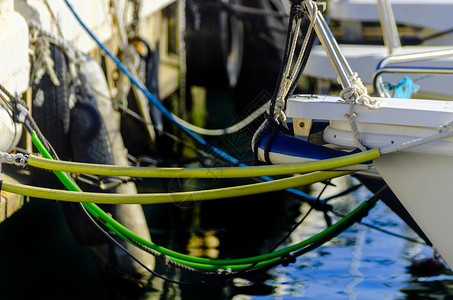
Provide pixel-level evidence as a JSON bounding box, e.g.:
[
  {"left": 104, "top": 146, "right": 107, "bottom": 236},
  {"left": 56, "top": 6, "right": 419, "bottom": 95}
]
[
  {"left": 0, "top": 199, "right": 111, "bottom": 299},
  {"left": 399, "top": 279, "right": 453, "bottom": 299}
]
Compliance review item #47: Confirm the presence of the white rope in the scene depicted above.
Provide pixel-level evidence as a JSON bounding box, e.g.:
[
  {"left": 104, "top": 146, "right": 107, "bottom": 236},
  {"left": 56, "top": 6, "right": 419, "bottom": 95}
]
[
  {"left": 339, "top": 73, "right": 381, "bottom": 151},
  {"left": 339, "top": 73, "right": 381, "bottom": 109},
  {"left": 0, "top": 152, "right": 28, "bottom": 167},
  {"left": 273, "top": 1, "right": 317, "bottom": 127},
  {"left": 438, "top": 120, "right": 453, "bottom": 133},
  {"left": 380, "top": 127, "right": 453, "bottom": 155},
  {"left": 273, "top": 17, "right": 302, "bottom": 126},
  {"left": 28, "top": 19, "right": 82, "bottom": 86},
  {"left": 174, "top": 100, "right": 270, "bottom": 135},
  {"left": 30, "top": 38, "right": 60, "bottom": 86},
  {"left": 345, "top": 109, "right": 367, "bottom": 151},
  {"left": 42, "top": 0, "right": 64, "bottom": 37},
  {"left": 27, "top": 20, "right": 80, "bottom": 60},
  {"left": 28, "top": 7, "right": 262, "bottom": 138}
]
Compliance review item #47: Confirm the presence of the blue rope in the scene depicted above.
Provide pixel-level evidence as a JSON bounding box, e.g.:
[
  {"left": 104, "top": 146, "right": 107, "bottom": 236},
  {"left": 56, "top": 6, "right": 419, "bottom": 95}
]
[
  {"left": 63, "top": 0, "right": 238, "bottom": 163},
  {"left": 63, "top": 0, "right": 316, "bottom": 201}
]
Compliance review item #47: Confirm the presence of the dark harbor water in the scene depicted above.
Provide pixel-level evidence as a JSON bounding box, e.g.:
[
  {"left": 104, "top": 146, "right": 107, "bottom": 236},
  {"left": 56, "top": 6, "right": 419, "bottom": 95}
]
[{"left": 1, "top": 176, "right": 452, "bottom": 299}]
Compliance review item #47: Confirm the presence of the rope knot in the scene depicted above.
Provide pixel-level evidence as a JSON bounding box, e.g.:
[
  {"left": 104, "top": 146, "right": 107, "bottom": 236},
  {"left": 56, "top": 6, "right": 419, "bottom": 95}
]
[
  {"left": 339, "top": 73, "right": 379, "bottom": 152},
  {"left": 0, "top": 152, "right": 28, "bottom": 167},
  {"left": 273, "top": 97, "right": 288, "bottom": 127},
  {"left": 339, "top": 73, "right": 381, "bottom": 109}
]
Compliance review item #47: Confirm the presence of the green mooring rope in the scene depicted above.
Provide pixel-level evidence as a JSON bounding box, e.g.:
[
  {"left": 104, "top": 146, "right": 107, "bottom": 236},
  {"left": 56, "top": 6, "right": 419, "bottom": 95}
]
[{"left": 28, "top": 130, "right": 377, "bottom": 272}]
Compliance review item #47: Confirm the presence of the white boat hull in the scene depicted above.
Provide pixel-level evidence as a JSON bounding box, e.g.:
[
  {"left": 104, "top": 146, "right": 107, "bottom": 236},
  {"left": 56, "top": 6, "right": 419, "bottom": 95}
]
[
  {"left": 286, "top": 94, "right": 453, "bottom": 269},
  {"left": 374, "top": 152, "right": 453, "bottom": 267}
]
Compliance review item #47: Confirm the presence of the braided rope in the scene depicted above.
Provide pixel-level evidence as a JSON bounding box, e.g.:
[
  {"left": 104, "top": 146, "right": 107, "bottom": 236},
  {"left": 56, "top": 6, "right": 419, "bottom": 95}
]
[
  {"left": 0, "top": 152, "right": 28, "bottom": 167},
  {"left": 381, "top": 125, "right": 453, "bottom": 155},
  {"left": 438, "top": 120, "right": 453, "bottom": 133},
  {"left": 339, "top": 73, "right": 381, "bottom": 151},
  {"left": 27, "top": 19, "right": 80, "bottom": 61},
  {"left": 273, "top": 1, "right": 317, "bottom": 127},
  {"left": 339, "top": 73, "right": 380, "bottom": 109}
]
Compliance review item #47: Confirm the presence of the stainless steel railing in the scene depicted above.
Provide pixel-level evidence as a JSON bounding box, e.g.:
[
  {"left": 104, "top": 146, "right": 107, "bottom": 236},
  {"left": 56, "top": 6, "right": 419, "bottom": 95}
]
[{"left": 373, "top": 48, "right": 453, "bottom": 97}]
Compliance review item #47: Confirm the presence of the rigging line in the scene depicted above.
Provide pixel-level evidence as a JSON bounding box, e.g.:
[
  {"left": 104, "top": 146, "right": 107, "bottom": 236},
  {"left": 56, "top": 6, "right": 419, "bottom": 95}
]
[
  {"left": 0, "top": 90, "right": 14, "bottom": 111},
  {"left": 78, "top": 203, "right": 204, "bottom": 287},
  {"left": 24, "top": 113, "right": 60, "bottom": 160},
  {"left": 66, "top": 0, "right": 259, "bottom": 137},
  {"left": 31, "top": 130, "right": 376, "bottom": 271},
  {"left": 82, "top": 190, "right": 376, "bottom": 271},
  {"left": 92, "top": 83, "right": 268, "bottom": 136},
  {"left": 34, "top": 14, "right": 266, "bottom": 139},
  {"left": 25, "top": 148, "right": 379, "bottom": 178},
  {"left": 61, "top": 0, "right": 242, "bottom": 162},
  {"left": 21, "top": 97, "right": 64, "bottom": 161},
  {"left": 272, "top": 3, "right": 317, "bottom": 126},
  {"left": 331, "top": 210, "right": 426, "bottom": 245},
  {"left": 2, "top": 168, "right": 351, "bottom": 204},
  {"left": 227, "top": 200, "right": 379, "bottom": 276},
  {"left": 90, "top": 88, "right": 219, "bottom": 162},
  {"left": 321, "top": 184, "right": 362, "bottom": 202},
  {"left": 235, "top": 189, "right": 382, "bottom": 275},
  {"left": 29, "top": 129, "right": 280, "bottom": 275},
  {"left": 90, "top": 205, "right": 294, "bottom": 286},
  {"left": 171, "top": 100, "right": 269, "bottom": 136},
  {"left": 283, "top": 10, "right": 313, "bottom": 99},
  {"left": 42, "top": 0, "right": 64, "bottom": 37},
  {"left": 61, "top": 0, "right": 340, "bottom": 203},
  {"left": 270, "top": 180, "right": 330, "bottom": 252},
  {"left": 291, "top": 185, "right": 385, "bottom": 258},
  {"left": 110, "top": 4, "right": 157, "bottom": 142},
  {"left": 421, "top": 27, "right": 453, "bottom": 43}
]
